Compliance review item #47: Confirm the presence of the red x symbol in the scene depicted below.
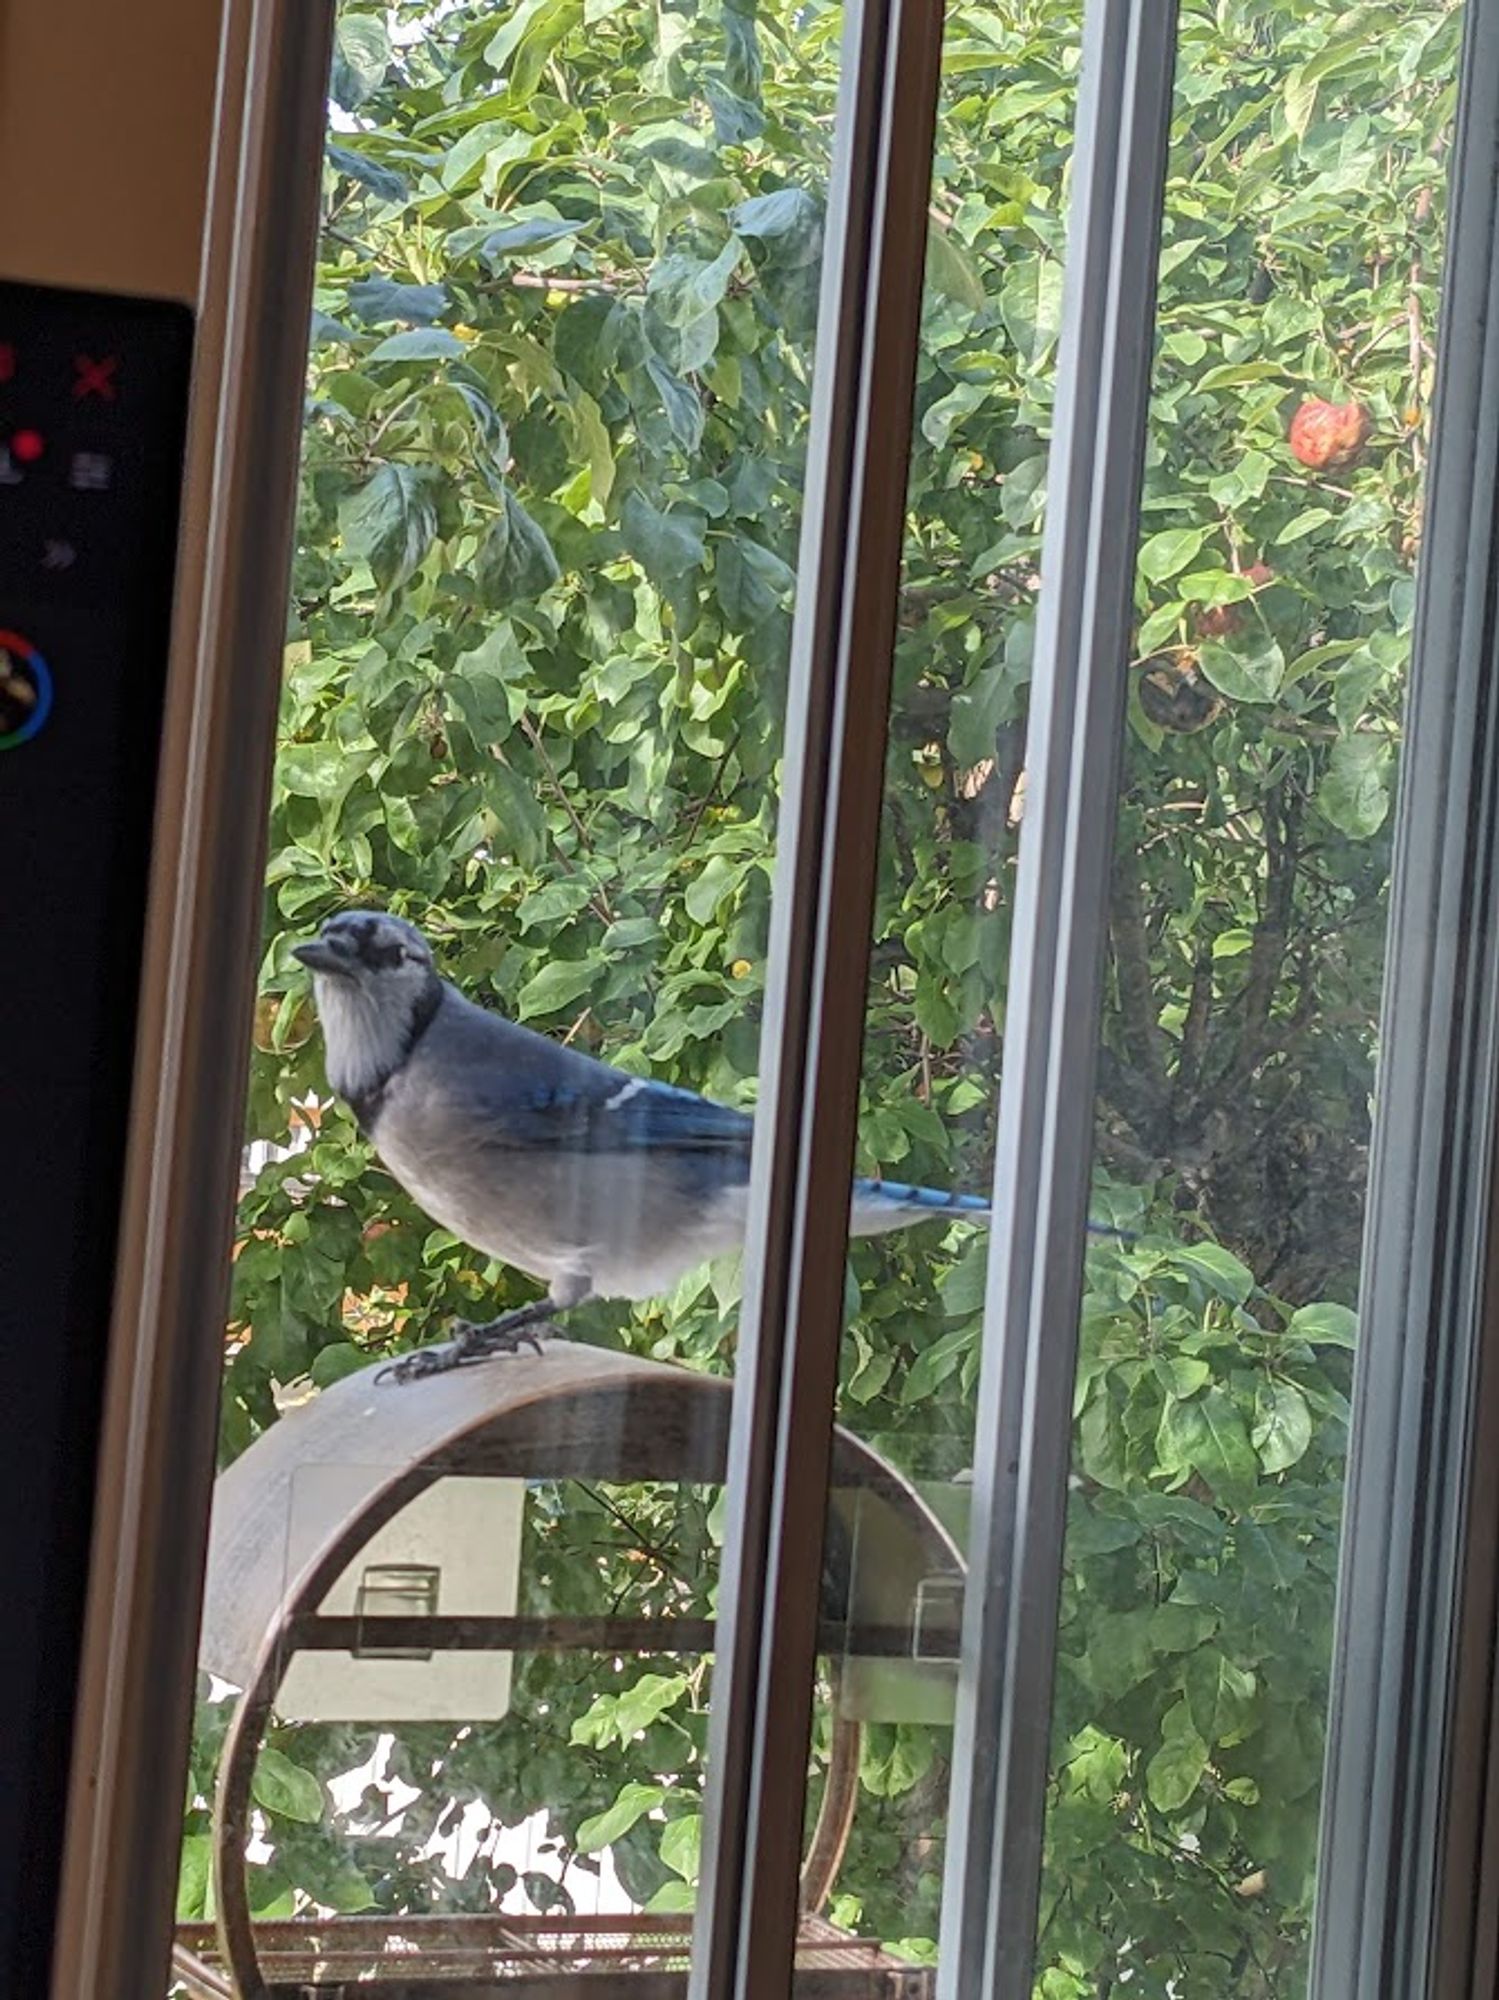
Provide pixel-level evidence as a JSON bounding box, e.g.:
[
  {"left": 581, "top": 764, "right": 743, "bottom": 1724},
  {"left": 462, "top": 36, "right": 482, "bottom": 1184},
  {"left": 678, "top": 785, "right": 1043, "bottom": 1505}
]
[{"left": 72, "top": 354, "right": 118, "bottom": 402}]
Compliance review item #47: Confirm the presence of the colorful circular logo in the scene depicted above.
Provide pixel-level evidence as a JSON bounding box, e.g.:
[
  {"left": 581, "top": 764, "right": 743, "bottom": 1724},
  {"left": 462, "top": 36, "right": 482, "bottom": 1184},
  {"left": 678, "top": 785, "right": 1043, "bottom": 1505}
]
[{"left": 0, "top": 629, "right": 53, "bottom": 749}]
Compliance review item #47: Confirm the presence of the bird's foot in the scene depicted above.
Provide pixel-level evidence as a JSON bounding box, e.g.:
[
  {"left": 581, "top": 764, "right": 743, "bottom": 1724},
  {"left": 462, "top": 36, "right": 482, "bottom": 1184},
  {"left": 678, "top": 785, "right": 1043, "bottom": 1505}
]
[{"left": 376, "top": 1304, "right": 559, "bottom": 1386}]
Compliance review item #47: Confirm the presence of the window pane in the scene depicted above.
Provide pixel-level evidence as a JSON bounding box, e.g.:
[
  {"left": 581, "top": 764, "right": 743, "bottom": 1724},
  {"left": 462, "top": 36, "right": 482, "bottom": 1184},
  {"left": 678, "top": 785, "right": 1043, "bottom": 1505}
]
[
  {"left": 179, "top": 0, "right": 854, "bottom": 1988},
  {"left": 812, "top": 1, "right": 1465, "bottom": 1995},
  {"left": 1037, "top": 4, "right": 1461, "bottom": 1994},
  {"left": 802, "top": 1, "right": 1091, "bottom": 1978}
]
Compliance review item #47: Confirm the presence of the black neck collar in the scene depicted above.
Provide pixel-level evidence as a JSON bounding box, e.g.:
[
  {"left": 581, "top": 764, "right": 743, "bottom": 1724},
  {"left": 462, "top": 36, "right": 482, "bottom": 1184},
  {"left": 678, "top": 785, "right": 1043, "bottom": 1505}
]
[{"left": 346, "top": 976, "right": 443, "bottom": 1136}]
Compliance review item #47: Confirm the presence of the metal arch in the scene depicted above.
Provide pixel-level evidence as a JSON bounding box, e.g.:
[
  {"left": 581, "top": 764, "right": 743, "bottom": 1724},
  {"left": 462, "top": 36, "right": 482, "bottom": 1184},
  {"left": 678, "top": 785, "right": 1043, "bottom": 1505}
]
[{"left": 196, "top": 1348, "right": 960, "bottom": 1997}]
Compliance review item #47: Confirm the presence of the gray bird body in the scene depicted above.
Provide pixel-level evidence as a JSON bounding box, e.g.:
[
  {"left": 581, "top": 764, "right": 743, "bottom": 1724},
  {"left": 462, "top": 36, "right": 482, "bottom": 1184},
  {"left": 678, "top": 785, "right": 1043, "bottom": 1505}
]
[
  {"left": 366, "top": 988, "right": 755, "bottom": 1305},
  {"left": 294, "top": 910, "right": 991, "bottom": 1322}
]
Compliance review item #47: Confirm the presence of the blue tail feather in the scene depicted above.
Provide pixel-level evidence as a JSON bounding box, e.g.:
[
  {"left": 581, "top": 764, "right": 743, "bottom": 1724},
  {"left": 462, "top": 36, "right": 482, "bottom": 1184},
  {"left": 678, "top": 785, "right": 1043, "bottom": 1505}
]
[
  {"left": 852, "top": 1176, "right": 1132, "bottom": 1239},
  {"left": 854, "top": 1177, "right": 988, "bottom": 1214}
]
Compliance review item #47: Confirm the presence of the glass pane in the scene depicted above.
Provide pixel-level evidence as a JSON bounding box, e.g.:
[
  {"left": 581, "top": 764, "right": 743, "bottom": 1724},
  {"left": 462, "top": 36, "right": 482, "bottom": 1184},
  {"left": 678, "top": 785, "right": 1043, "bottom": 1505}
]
[
  {"left": 805, "top": 1, "right": 1089, "bottom": 1977},
  {"left": 814, "top": 1, "right": 1465, "bottom": 1995},
  {"left": 1037, "top": 4, "right": 1460, "bottom": 1995},
  {"left": 178, "top": 0, "right": 860, "bottom": 1989}
]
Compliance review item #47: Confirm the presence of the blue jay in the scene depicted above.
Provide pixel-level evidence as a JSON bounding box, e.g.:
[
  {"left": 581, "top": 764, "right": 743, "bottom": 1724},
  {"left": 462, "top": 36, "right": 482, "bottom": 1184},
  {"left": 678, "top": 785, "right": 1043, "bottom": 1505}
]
[{"left": 293, "top": 910, "right": 994, "bottom": 1383}]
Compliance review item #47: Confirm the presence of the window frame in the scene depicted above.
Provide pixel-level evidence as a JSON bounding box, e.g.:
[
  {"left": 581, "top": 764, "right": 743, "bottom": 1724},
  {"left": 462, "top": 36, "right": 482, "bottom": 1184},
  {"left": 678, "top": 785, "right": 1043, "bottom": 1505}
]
[
  {"left": 933, "top": 6, "right": 1179, "bottom": 1991},
  {"left": 686, "top": 0, "right": 946, "bottom": 1985},
  {"left": 37, "top": 0, "right": 1499, "bottom": 1994},
  {"left": 1309, "top": 1, "right": 1499, "bottom": 1993},
  {"left": 45, "top": 2, "right": 338, "bottom": 1993}
]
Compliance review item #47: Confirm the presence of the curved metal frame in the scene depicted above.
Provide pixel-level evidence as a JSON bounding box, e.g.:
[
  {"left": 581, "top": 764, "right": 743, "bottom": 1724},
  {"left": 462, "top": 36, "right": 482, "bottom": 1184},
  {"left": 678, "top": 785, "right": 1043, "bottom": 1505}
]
[{"left": 199, "top": 1354, "right": 959, "bottom": 1996}]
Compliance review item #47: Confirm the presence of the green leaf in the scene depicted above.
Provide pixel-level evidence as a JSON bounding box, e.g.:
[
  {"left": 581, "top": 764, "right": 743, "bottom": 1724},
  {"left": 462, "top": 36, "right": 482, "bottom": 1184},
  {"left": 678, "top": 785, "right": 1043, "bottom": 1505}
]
[
  {"left": 347, "top": 278, "right": 448, "bottom": 325},
  {"left": 1317, "top": 733, "right": 1392, "bottom": 839},
  {"left": 733, "top": 188, "right": 823, "bottom": 264},
  {"left": 998, "top": 258, "right": 1064, "bottom": 360},
  {"left": 568, "top": 391, "right": 616, "bottom": 506},
  {"left": 476, "top": 215, "right": 581, "bottom": 262},
  {"left": 644, "top": 1879, "right": 698, "bottom": 1914},
  {"left": 1157, "top": 1388, "right": 1259, "bottom": 1499},
  {"left": 330, "top": 14, "right": 390, "bottom": 110},
  {"left": 1138, "top": 525, "right": 1211, "bottom": 584},
  {"left": 1145, "top": 1698, "right": 1210, "bottom": 1812},
  {"left": 938, "top": 1235, "right": 990, "bottom": 1317},
  {"left": 1153, "top": 1355, "right": 1212, "bottom": 1399},
  {"left": 1287, "top": 1301, "right": 1358, "bottom": 1349},
  {"left": 1197, "top": 633, "right": 1286, "bottom": 705},
  {"left": 576, "top": 1781, "right": 668, "bottom": 1854},
  {"left": 1278, "top": 506, "right": 1335, "bottom": 542},
  {"left": 1184, "top": 1650, "right": 1257, "bottom": 1746},
  {"left": 326, "top": 144, "right": 407, "bottom": 205},
  {"left": 1172, "top": 1241, "right": 1254, "bottom": 1303},
  {"left": 177, "top": 1833, "right": 214, "bottom": 1920},
  {"left": 685, "top": 852, "right": 746, "bottom": 923},
  {"left": 715, "top": 536, "right": 795, "bottom": 628},
  {"left": 486, "top": 0, "right": 582, "bottom": 98},
  {"left": 922, "top": 380, "right": 988, "bottom": 450},
  {"left": 902, "top": 1323, "right": 978, "bottom": 1403},
  {"left": 1252, "top": 1380, "right": 1314, "bottom": 1474},
  {"left": 925, "top": 226, "right": 987, "bottom": 313},
  {"left": 569, "top": 1671, "right": 689, "bottom": 1750},
  {"left": 310, "top": 1343, "right": 369, "bottom": 1388},
  {"left": 621, "top": 491, "right": 707, "bottom": 582},
  {"left": 646, "top": 358, "right": 705, "bottom": 451},
  {"left": 252, "top": 1747, "right": 324, "bottom": 1824},
  {"left": 706, "top": 77, "right": 764, "bottom": 146},
  {"left": 1137, "top": 601, "right": 1184, "bottom": 652},
  {"left": 1178, "top": 570, "right": 1256, "bottom": 605},
  {"left": 659, "top": 1813, "right": 703, "bottom": 1881},
  {"left": 339, "top": 465, "right": 437, "bottom": 593},
  {"left": 1283, "top": 23, "right": 1387, "bottom": 136},
  {"left": 516, "top": 958, "right": 601, "bottom": 1020},
  {"left": 1193, "top": 359, "right": 1290, "bottom": 392},
  {"left": 649, "top": 242, "right": 743, "bottom": 326},
  {"left": 317, "top": 1864, "right": 378, "bottom": 1914},
  {"left": 478, "top": 491, "right": 562, "bottom": 603},
  {"left": 367, "top": 328, "right": 466, "bottom": 362}
]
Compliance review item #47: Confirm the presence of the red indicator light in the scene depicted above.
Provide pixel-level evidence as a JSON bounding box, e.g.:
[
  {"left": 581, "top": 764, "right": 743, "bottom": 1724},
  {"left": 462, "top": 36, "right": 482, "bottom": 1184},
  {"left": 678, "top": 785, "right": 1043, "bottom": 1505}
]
[
  {"left": 11, "top": 429, "right": 44, "bottom": 463},
  {"left": 72, "top": 354, "right": 118, "bottom": 402}
]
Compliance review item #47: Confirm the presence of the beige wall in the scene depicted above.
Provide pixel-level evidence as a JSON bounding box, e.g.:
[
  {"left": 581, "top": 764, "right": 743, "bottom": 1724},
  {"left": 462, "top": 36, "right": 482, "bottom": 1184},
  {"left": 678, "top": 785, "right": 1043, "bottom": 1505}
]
[{"left": 0, "top": 1, "right": 222, "bottom": 302}]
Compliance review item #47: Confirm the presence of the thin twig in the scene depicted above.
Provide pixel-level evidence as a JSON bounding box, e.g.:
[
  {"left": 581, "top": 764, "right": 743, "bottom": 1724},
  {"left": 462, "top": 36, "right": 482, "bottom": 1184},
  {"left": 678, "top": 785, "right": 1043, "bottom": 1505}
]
[
  {"left": 676, "top": 733, "right": 741, "bottom": 851},
  {"left": 519, "top": 715, "right": 616, "bottom": 924},
  {"left": 1110, "top": 854, "right": 1171, "bottom": 1092}
]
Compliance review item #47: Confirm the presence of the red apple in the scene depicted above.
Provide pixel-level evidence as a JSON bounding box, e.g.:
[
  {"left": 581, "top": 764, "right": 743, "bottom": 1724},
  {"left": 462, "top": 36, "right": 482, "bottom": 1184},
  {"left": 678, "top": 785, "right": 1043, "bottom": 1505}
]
[{"left": 1288, "top": 398, "right": 1370, "bottom": 472}]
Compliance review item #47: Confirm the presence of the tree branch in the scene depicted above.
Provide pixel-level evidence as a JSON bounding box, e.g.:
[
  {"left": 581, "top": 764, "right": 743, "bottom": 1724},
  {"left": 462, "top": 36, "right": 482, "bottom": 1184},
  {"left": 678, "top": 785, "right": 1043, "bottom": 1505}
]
[{"left": 1110, "top": 851, "right": 1171, "bottom": 1096}]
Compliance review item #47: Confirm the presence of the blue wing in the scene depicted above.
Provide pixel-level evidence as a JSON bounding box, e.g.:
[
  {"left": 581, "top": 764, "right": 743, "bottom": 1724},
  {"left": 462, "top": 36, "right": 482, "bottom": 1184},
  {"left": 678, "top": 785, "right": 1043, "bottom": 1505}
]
[
  {"left": 431, "top": 992, "right": 755, "bottom": 1160},
  {"left": 500, "top": 1069, "right": 755, "bottom": 1159}
]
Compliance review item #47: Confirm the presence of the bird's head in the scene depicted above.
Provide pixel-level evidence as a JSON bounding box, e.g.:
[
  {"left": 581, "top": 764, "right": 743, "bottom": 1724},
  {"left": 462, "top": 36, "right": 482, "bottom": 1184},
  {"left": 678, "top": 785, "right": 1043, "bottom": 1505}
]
[{"left": 293, "top": 910, "right": 440, "bottom": 1105}]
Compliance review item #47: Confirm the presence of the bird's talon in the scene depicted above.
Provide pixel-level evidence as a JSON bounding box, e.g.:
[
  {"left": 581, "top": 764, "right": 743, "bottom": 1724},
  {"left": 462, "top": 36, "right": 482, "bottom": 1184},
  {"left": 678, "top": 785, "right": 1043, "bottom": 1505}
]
[
  {"left": 375, "top": 1344, "right": 461, "bottom": 1386},
  {"left": 376, "top": 1313, "right": 552, "bottom": 1386}
]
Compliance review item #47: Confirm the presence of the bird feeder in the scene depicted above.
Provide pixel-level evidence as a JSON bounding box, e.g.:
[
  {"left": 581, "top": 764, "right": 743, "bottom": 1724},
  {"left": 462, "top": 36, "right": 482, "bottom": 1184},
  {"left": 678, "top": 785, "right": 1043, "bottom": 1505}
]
[{"left": 176, "top": 1343, "right": 963, "bottom": 1999}]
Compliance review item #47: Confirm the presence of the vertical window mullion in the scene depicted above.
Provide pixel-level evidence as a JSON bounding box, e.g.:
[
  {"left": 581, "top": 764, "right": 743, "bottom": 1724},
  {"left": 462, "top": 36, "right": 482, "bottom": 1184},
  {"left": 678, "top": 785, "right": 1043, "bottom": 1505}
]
[
  {"left": 45, "top": 4, "right": 337, "bottom": 1994},
  {"left": 1309, "top": 2, "right": 1499, "bottom": 1993},
  {"left": 936, "top": 5, "right": 1179, "bottom": 1996},
  {"left": 687, "top": 0, "right": 945, "bottom": 1990}
]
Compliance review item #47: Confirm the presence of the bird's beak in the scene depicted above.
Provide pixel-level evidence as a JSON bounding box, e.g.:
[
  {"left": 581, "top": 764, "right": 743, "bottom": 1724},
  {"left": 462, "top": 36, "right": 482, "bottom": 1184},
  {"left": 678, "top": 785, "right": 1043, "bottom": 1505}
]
[{"left": 292, "top": 937, "right": 351, "bottom": 975}]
